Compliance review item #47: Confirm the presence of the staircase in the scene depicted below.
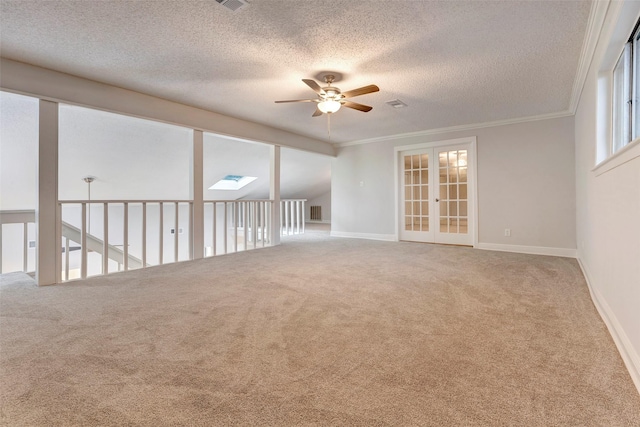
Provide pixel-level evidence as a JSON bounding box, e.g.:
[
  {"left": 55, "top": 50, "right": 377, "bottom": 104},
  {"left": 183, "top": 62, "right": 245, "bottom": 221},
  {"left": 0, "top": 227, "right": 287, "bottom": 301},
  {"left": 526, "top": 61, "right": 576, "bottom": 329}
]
[{"left": 61, "top": 221, "right": 145, "bottom": 269}]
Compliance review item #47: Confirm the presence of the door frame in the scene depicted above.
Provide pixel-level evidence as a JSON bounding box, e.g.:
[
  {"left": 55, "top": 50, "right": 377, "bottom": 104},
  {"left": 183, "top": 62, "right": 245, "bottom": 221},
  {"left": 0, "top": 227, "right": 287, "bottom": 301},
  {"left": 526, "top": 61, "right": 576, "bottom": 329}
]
[{"left": 394, "top": 136, "right": 478, "bottom": 247}]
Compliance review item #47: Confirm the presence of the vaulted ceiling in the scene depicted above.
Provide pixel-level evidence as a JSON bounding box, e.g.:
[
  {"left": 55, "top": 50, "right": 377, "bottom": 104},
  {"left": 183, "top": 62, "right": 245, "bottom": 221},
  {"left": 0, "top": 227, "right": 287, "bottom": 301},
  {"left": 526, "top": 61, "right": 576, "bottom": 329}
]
[{"left": 0, "top": 0, "right": 592, "bottom": 145}]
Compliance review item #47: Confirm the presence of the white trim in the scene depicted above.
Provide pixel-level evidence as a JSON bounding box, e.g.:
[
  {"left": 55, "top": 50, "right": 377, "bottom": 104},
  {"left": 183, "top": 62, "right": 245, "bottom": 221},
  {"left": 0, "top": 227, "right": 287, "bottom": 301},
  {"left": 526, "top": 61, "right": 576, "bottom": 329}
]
[
  {"left": 577, "top": 257, "right": 640, "bottom": 394},
  {"left": 338, "top": 111, "right": 573, "bottom": 148},
  {"left": 330, "top": 231, "right": 396, "bottom": 242},
  {"left": 476, "top": 243, "right": 576, "bottom": 258},
  {"left": 593, "top": 136, "right": 640, "bottom": 176},
  {"left": 570, "top": 0, "right": 612, "bottom": 113},
  {"left": 393, "top": 137, "right": 478, "bottom": 247}
]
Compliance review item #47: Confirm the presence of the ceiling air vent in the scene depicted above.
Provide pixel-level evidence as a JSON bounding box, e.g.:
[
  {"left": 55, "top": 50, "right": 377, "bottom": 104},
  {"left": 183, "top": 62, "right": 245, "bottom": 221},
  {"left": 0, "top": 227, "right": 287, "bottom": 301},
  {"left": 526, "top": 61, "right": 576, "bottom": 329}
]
[
  {"left": 215, "top": 0, "right": 250, "bottom": 12},
  {"left": 386, "top": 99, "right": 408, "bottom": 109}
]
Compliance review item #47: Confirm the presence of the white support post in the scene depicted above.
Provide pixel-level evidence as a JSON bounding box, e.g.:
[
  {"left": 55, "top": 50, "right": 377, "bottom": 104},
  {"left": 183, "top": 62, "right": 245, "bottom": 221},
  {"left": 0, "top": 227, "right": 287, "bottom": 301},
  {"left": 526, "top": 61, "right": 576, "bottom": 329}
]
[
  {"left": 123, "top": 202, "right": 129, "bottom": 271},
  {"left": 80, "top": 203, "right": 87, "bottom": 279},
  {"left": 174, "top": 202, "right": 179, "bottom": 263},
  {"left": 234, "top": 203, "right": 238, "bottom": 253},
  {"left": 191, "top": 130, "right": 204, "bottom": 260},
  {"left": 103, "top": 203, "right": 108, "bottom": 274},
  {"left": 142, "top": 203, "right": 147, "bottom": 267},
  {"left": 64, "top": 237, "right": 69, "bottom": 281},
  {"left": 223, "top": 202, "right": 228, "bottom": 255},
  {"left": 37, "top": 100, "right": 59, "bottom": 285},
  {"left": 243, "top": 202, "right": 248, "bottom": 251},
  {"left": 302, "top": 200, "right": 305, "bottom": 233},
  {"left": 212, "top": 203, "right": 217, "bottom": 256},
  {"left": 270, "top": 145, "right": 281, "bottom": 245},
  {"left": 22, "top": 223, "right": 28, "bottom": 272},
  {"left": 159, "top": 202, "right": 164, "bottom": 264}
]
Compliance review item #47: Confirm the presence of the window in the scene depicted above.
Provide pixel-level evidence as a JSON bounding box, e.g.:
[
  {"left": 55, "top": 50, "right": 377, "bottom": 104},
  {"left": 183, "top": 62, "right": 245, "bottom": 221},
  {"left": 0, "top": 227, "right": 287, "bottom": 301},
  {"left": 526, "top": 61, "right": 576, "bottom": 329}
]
[{"left": 612, "top": 18, "right": 640, "bottom": 153}]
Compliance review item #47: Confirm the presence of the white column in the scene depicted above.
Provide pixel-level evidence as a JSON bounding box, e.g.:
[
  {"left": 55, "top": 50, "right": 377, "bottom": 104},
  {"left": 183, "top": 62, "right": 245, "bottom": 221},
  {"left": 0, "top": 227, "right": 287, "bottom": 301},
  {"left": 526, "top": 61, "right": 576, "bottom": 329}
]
[
  {"left": 36, "top": 100, "right": 59, "bottom": 286},
  {"left": 191, "top": 130, "right": 204, "bottom": 259},
  {"left": 270, "top": 145, "right": 281, "bottom": 246}
]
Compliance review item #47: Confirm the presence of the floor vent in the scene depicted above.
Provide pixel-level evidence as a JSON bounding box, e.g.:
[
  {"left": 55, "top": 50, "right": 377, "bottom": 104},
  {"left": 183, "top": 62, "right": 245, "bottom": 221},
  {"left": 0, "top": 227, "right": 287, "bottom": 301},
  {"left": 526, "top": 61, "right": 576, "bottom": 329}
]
[
  {"left": 310, "top": 206, "right": 322, "bottom": 221},
  {"left": 215, "top": 0, "right": 250, "bottom": 12}
]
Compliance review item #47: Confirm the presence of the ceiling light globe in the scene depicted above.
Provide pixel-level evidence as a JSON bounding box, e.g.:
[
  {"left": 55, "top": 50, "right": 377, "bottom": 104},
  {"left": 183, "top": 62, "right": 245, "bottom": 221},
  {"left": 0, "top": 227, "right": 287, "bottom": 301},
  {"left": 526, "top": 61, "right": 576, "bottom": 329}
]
[{"left": 318, "top": 100, "right": 341, "bottom": 114}]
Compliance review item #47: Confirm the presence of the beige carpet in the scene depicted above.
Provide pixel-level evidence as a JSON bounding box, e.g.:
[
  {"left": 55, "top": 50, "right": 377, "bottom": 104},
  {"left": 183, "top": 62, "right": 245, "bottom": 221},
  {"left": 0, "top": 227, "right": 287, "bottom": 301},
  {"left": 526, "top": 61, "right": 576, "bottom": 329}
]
[{"left": 1, "top": 231, "right": 639, "bottom": 426}]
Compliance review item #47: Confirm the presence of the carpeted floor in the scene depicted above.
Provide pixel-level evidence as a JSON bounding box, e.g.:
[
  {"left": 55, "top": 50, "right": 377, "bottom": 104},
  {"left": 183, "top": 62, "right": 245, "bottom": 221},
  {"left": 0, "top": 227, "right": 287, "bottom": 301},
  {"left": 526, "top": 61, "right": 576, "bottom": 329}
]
[{"left": 1, "top": 230, "right": 639, "bottom": 426}]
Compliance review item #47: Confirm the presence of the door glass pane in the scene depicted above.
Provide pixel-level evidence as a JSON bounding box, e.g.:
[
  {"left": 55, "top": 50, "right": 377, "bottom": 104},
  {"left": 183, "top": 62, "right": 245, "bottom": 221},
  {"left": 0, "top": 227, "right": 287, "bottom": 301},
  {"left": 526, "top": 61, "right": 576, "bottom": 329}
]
[
  {"left": 459, "top": 218, "right": 468, "bottom": 234},
  {"left": 421, "top": 202, "right": 429, "bottom": 215},
  {"left": 420, "top": 169, "right": 428, "bottom": 183},
  {"left": 404, "top": 156, "right": 411, "bottom": 170},
  {"left": 459, "top": 201, "right": 468, "bottom": 216},
  {"left": 405, "top": 216, "right": 412, "bottom": 230},
  {"left": 440, "top": 185, "right": 447, "bottom": 199},
  {"left": 459, "top": 167, "right": 467, "bottom": 183},
  {"left": 421, "top": 217, "right": 429, "bottom": 231},
  {"left": 405, "top": 202, "right": 411, "bottom": 215},
  {"left": 449, "top": 218, "right": 458, "bottom": 233},
  {"left": 459, "top": 184, "right": 467, "bottom": 199},
  {"left": 413, "top": 202, "right": 421, "bottom": 216},
  {"left": 412, "top": 155, "right": 420, "bottom": 169},
  {"left": 449, "top": 184, "right": 457, "bottom": 199},
  {"left": 412, "top": 170, "right": 420, "bottom": 183},
  {"left": 449, "top": 201, "right": 457, "bottom": 216},
  {"left": 420, "top": 153, "right": 429, "bottom": 168},
  {"left": 405, "top": 186, "right": 411, "bottom": 200},
  {"left": 422, "top": 185, "right": 428, "bottom": 200},
  {"left": 459, "top": 150, "right": 468, "bottom": 167},
  {"left": 439, "top": 152, "right": 447, "bottom": 167},
  {"left": 413, "top": 186, "right": 420, "bottom": 200},
  {"left": 440, "top": 201, "right": 447, "bottom": 216},
  {"left": 448, "top": 168, "right": 458, "bottom": 183},
  {"left": 439, "top": 169, "right": 447, "bottom": 184},
  {"left": 440, "top": 218, "right": 448, "bottom": 233}
]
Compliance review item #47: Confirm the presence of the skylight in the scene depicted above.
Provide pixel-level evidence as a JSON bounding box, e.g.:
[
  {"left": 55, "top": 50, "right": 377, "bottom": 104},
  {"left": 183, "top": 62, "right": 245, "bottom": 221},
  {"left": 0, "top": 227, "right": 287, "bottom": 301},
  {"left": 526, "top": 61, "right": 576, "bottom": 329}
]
[{"left": 209, "top": 175, "right": 257, "bottom": 190}]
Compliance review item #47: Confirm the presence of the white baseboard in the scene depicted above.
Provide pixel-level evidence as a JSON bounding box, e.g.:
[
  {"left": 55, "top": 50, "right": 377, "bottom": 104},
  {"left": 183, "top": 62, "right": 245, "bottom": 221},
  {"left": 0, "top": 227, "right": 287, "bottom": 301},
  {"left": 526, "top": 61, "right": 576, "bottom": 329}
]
[
  {"left": 306, "top": 220, "right": 331, "bottom": 224},
  {"left": 330, "top": 231, "right": 397, "bottom": 242},
  {"left": 476, "top": 243, "right": 576, "bottom": 258},
  {"left": 577, "top": 258, "right": 640, "bottom": 395}
]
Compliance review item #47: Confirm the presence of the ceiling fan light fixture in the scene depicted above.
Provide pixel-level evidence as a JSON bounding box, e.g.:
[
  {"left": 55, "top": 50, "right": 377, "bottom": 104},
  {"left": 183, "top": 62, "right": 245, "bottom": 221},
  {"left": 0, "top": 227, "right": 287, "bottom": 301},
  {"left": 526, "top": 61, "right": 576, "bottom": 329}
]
[{"left": 318, "top": 99, "right": 341, "bottom": 114}]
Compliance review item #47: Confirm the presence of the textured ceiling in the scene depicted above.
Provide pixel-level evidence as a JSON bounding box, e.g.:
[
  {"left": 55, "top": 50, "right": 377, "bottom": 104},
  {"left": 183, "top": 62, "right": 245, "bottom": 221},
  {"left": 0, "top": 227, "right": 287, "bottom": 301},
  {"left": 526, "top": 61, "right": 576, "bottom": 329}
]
[{"left": 0, "top": 0, "right": 592, "bottom": 144}]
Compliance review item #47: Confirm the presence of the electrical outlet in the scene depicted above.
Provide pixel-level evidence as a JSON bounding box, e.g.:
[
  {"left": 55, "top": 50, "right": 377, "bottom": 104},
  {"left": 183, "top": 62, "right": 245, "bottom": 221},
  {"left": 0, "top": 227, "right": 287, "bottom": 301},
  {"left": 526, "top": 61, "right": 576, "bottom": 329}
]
[{"left": 504, "top": 229, "right": 511, "bottom": 237}]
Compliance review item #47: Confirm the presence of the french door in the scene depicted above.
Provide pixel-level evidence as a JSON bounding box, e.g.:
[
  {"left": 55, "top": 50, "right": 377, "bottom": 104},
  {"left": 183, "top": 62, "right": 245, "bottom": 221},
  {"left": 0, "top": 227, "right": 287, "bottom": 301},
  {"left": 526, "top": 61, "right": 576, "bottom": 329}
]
[{"left": 399, "top": 140, "right": 475, "bottom": 246}]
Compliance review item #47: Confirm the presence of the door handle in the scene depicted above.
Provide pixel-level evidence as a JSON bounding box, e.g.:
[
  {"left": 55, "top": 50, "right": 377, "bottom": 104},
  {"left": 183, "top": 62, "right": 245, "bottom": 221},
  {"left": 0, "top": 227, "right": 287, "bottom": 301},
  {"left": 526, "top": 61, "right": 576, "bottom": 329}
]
[{"left": 436, "top": 198, "right": 440, "bottom": 202}]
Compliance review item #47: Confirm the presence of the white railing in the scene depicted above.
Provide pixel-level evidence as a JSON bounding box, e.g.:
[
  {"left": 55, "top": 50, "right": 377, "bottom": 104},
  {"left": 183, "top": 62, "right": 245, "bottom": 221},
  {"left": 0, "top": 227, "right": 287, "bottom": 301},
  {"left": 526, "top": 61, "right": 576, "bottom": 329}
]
[
  {"left": 0, "top": 210, "right": 36, "bottom": 274},
  {"left": 203, "top": 200, "right": 273, "bottom": 257},
  {"left": 281, "top": 199, "right": 306, "bottom": 235},
  {"left": 2, "top": 198, "right": 307, "bottom": 282},
  {"left": 58, "top": 200, "right": 193, "bottom": 281}
]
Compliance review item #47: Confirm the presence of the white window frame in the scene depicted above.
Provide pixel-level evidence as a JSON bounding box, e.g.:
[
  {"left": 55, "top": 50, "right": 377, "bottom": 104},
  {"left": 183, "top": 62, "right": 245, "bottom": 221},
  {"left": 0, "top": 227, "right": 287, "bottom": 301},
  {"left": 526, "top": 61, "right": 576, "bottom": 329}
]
[{"left": 595, "top": 7, "right": 640, "bottom": 173}]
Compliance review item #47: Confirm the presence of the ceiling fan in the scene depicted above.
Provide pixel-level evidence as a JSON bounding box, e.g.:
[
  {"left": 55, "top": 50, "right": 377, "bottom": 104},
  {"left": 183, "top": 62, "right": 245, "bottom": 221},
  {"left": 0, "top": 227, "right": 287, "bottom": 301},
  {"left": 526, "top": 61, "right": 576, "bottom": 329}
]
[{"left": 275, "top": 74, "right": 379, "bottom": 117}]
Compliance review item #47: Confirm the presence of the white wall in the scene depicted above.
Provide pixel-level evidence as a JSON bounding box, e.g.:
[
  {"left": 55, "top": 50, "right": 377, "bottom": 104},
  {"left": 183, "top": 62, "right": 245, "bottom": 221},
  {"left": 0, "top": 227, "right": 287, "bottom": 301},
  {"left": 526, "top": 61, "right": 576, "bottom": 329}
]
[
  {"left": 0, "top": 92, "right": 38, "bottom": 210},
  {"left": 332, "top": 116, "right": 576, "bottom": 250},
  {"left": 574, "top": 0, "right": 640, "bottom": 391}
]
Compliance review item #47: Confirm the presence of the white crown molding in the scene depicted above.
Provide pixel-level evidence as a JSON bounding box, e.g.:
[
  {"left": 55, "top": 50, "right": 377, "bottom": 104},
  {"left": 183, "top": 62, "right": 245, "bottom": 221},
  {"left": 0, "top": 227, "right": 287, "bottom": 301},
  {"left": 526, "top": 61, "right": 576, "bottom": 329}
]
[
  {"left": 476, "top": 243, "right": 576, "bottom": 258},
  {"left": 569, "top": 0, "right": 612, "bottom": 113},
  {"left": 337, "top": 110, "right": 574, "bottom": 148}
]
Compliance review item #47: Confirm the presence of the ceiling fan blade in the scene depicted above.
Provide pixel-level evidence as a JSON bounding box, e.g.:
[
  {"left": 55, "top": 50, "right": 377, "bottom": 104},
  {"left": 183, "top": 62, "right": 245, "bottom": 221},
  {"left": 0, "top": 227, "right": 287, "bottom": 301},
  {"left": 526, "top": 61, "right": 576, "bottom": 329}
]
[
  {"left": 341, "top": 84, "right": 380, "bottom": 98},
  {"left": 342, "top": 100, "right": 373, "bottom": 112},
  {"left": 275, "top": 99, "right": 317, "bottom": 103},
  {"left": 303, "top": 79, "right": 326, "bottom": 96},
  {"left": 312, "top": 107, "right": 323, "bottom": 117}
]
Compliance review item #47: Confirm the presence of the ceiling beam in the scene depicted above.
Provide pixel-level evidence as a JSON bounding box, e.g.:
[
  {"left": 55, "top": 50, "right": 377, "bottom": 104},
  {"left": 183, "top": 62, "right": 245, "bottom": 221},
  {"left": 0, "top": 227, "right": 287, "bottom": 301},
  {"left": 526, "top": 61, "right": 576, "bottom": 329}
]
[{"left": 0, "top": 58, "right": 336, "bottom": 157}]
